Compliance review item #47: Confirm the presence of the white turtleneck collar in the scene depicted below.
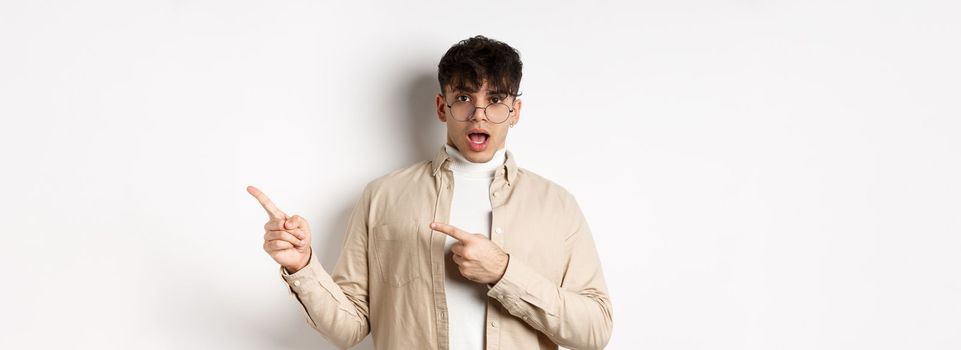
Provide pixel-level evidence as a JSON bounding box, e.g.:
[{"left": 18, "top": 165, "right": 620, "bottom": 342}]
[{"left": 444, "top": 143, "right": 507, "bottom": 178}]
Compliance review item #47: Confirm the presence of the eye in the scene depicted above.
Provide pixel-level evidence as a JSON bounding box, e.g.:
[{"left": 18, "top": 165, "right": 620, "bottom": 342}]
[
  {"left": 455, "top": 95, "right": 470, "bottom": 102},
  {"left": 490, "top": 96, "right": 504, "bottom": 104}
]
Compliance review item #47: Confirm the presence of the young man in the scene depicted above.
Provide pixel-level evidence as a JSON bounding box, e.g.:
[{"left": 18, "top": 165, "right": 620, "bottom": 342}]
[{"left": 248, "top": 35, "right": 613, "bottom": 350}]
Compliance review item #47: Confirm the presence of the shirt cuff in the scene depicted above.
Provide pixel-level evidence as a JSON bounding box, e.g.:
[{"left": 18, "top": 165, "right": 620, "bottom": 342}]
[
  {"left": 488, "top": 254, "right": 532, "bottom": 298},
  {"left": 486, "top": 254, "right": 560, "bottom": 318},
  {"left": 278, "top": 253, "right": 354, "bottom": 312},
  {"left": 279, "top": 253, "right": 320, "bottom": 296}
]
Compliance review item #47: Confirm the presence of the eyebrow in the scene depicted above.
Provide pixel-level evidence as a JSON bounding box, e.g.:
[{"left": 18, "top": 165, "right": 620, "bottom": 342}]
[{"left": 450, "top": 87, "right": 509, "bottom": 97}]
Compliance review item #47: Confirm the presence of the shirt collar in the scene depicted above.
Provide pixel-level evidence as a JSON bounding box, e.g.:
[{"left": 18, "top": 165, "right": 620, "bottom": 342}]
[
  {"left": 444, "top": 143, "right": 506, "bottom": 176},
  {"left": 431, "top": 143, "right": 518, "bottom": 186}
]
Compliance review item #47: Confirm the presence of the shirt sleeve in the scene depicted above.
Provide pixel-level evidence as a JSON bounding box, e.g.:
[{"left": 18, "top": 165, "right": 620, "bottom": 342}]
[
  {"left": 279, "top": 184, "right": 373, "bottom": 349},
  {"left": 487, "top": 191, "right": 614, "bottom": 350}
]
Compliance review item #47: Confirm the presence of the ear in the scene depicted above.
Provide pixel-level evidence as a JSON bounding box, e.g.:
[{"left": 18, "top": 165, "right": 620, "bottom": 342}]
[
  {"left": 510, "top": 97, "right": 522, "bottom": 126},
  {"left": 435, "top": 93, "right": 447, "bottom": 123}
]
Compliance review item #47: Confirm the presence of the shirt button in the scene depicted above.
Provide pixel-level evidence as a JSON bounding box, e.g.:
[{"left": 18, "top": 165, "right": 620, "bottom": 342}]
[
  {"left": 490, "top": 321, "right": 497, "bottom": 328},
  {"left": 493, "top": 191, "right": 500, "bottom": 197},
  {"left": 494, "top": 227, "right": 502, "bottom": 234},
  {"left": 293, "top": 280, "right": 301, "bottom": 287}
]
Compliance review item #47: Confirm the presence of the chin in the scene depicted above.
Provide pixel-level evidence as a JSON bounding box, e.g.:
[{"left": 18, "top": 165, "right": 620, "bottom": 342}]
[{"left": 464, "top": 148, "right": 492, "bottom": 161}]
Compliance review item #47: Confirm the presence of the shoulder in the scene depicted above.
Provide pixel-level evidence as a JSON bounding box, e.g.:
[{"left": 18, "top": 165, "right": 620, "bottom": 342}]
[
  {"left": 514, "top": 167, "right": 587, "bottom": 239},
  {"left": 362, "top": 160, "right": 434, "bottom": 196},
  {"left": 514, "top": 167, "right": 579, "bottom": 207}
]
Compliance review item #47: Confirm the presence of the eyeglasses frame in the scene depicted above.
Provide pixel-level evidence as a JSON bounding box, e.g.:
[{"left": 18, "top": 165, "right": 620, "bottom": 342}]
[{"left": 442, "top": 93, "right": 517, "bottom": 124}]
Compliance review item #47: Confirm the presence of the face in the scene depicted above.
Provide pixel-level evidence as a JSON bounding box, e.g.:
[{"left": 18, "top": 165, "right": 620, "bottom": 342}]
[{"left": 435, "top": 80, "right": 522, "bottom": 163}]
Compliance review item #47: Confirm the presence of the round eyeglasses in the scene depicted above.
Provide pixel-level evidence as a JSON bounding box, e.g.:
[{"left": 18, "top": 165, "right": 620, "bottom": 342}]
[{"left": 444, "top": 96, "right": 515, "bottom": 124}]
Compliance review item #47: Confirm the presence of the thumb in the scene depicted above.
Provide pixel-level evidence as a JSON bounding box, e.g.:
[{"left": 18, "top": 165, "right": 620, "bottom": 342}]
[{"left": 285, "top": 215, "right": 304, "bottom": 230}]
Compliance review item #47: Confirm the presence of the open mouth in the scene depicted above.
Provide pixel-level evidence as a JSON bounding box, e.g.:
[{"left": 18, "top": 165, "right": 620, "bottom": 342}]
[
  {"left": 466, "top": 129, "right": 490, "bottom": 152},
  {"left": 468, "top": 132, "right": 489, "bottom": 144}
]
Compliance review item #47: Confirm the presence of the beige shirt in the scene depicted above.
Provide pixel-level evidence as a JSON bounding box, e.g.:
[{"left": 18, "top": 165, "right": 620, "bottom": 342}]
[{"left": 280, "top": 144, "right": 614, "bottom": 350}]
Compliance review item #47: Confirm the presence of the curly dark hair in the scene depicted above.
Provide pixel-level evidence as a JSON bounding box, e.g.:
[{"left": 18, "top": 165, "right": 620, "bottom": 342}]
[{"left": 437, "top": 35, "right": 523, "bottom": 98}]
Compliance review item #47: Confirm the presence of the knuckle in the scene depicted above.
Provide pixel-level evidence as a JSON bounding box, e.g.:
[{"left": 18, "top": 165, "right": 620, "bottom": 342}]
[{"left": 265, "top": 220, "right": 281, "bottom": 230}]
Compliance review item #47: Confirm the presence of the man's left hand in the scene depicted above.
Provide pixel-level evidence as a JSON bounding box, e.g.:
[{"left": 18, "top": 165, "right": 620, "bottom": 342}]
[{"left": 430, "top": 222, "right": 509, "bottom": 285}]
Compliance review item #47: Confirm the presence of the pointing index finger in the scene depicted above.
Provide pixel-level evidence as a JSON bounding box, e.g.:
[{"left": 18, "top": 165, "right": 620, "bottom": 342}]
[
  {"left": 247, "top": 185, "right": 287, "bottom": 220},
  {"left": 431, "top": 222, "right": 470, "bottom": 242}
]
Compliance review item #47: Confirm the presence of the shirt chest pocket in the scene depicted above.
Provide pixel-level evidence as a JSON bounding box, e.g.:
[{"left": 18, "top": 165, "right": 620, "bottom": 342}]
[{"left": 370, "top": 219, "right": 424, "bottom": 287}]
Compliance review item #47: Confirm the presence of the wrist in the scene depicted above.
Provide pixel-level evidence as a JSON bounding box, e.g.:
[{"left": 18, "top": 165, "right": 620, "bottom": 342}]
[
  {"left": 285, "top": 248, "right": 312, "bottom": 274},
  {"left": 493, "top": 253, "right": 509, "bottom": 285}
]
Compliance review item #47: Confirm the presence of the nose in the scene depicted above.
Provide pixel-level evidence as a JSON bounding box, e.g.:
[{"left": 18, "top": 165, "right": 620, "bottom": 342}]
[{"left": 468, "top": 105, "right": 489, "bottom": 122}]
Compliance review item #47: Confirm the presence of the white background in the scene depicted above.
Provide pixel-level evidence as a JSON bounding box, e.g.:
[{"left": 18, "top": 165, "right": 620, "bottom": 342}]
[{"left": 1, "top": 1, "right": 959, "bottom": 349}]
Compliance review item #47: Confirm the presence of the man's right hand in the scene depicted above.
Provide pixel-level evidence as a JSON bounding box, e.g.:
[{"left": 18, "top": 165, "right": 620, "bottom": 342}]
[{"left": 247, "top": 185, "right": 312, "bottom": 273}]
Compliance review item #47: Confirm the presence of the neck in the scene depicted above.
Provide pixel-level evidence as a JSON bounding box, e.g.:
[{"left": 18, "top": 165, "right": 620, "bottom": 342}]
[{"left": 444, "top": 143, "right": 506, "bottom": 175}]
